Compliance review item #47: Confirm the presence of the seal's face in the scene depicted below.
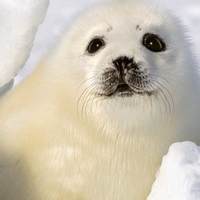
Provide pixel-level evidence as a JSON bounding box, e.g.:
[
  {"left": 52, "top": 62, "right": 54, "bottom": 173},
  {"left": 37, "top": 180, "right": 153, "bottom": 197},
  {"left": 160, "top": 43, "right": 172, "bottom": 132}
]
[
  {"left": 85, "top": 33, "right": 166, "bottom": 97},
  {"left": 62, "top": 1, "right": 191, "bottom": 124},
  {"left": 83, "top": 31, "right": 166, "bottom": 99}
]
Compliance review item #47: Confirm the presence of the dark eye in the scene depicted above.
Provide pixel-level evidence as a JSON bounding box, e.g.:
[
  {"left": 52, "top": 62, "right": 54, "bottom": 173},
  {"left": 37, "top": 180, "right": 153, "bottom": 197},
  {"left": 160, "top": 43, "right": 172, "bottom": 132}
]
[
  {"left": 142, "top": 33, "right": 166, "bottom": 52},
  {"left": 86, "top": 38, "right": 105, "bottom": 54}
]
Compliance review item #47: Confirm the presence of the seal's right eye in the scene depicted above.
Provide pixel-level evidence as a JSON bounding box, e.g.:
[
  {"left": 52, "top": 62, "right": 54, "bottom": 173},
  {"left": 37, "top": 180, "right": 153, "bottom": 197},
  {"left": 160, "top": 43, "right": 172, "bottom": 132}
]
[{"left": 86, "top": 38, "right": 105, "bottom": 54}]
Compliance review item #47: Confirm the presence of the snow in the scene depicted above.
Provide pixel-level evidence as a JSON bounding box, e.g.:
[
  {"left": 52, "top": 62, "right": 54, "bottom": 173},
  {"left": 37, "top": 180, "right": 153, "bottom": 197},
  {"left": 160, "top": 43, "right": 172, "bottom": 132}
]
[
  {"left": 148, "top": 142, "right": 200, "bottom": 200},
  {"left": 0, "top": 0, "right": 49, "bottom": 95},
  {"left": 0, "top": 0, "right": 200, "bottom": 199}
]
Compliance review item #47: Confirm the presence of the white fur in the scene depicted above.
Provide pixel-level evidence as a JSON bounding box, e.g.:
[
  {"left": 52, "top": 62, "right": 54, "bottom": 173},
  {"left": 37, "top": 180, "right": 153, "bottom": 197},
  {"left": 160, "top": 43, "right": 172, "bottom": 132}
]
[{"left": 0, "top": 0, "right": 200, "bottom": 199}]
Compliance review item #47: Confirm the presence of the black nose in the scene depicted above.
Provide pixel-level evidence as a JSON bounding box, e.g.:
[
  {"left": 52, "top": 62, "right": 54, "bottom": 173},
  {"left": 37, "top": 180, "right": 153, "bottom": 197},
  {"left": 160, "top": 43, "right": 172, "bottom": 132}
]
[{"left": 113, "top": 56, "right": 134, "bottom": 74}]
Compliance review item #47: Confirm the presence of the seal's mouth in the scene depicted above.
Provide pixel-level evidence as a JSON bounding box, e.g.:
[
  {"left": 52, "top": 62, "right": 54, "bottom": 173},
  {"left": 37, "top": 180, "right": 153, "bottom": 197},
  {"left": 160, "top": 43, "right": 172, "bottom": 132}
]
[
  {"left": 107, "top": 84, "right": 155, "bottom": 97},
  {"left": 111, "top": 84, "right": 134, "bottom": 97},
  {"left": 96, "top": 67, "right": 155, "bottom": 98}
]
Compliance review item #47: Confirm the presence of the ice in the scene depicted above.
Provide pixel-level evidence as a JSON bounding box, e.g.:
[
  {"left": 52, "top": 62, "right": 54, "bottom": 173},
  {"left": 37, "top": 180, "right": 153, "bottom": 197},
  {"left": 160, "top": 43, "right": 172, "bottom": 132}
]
[
  {"left": 0, "top": 0, "right": 49, "bottom": 95},
  {"left": 148, "top": 142, "right": 200, "bottom": 200}
]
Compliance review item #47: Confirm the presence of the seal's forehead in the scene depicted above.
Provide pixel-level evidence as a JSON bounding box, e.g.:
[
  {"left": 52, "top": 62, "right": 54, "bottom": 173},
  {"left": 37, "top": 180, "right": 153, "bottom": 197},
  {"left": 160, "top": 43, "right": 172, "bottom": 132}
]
[
  {"left": 77, "top": 1, "right": 174, "bottom": 28},
  {"left": 66, "top": 0, "right": 183, "bottom": 46}
]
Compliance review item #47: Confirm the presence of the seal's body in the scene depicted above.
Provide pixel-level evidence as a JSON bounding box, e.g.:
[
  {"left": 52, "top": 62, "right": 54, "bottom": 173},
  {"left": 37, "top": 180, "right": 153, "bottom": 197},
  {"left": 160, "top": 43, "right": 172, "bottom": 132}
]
[{"left": 0, "top": 0, "right": 200, "bottom": 199}]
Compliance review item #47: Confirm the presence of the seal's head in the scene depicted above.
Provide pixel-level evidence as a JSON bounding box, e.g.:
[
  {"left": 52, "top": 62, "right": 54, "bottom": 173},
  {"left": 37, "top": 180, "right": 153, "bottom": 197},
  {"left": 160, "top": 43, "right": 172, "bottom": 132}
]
[{"left": 49, "top": 0, "right": 198, "bottom": 131}]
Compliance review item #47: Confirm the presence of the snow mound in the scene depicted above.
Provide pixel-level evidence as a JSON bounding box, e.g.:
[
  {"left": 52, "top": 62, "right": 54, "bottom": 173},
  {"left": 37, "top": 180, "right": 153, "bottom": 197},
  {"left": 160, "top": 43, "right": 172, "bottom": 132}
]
[
  {"left": 148, "top": 141, "right": 200, "bottom": 200},
  {"left": 0, "top": 0, "right": 49, "bottom": 93}
]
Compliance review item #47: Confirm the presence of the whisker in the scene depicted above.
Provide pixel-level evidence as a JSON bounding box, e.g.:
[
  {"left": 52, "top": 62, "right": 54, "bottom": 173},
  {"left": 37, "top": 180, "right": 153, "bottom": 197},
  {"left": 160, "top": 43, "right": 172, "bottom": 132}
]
[
  {"left": 149, "top": 73, "right": 175, "bottom": 92},
  {"left": 153, "top": 79, "right": 175, "bottom": 112},
  {"left": 81, "top": 86, "right": 100, "bottom": 119},
  {"left": 75, "top": 76, "right": 97, "bottom": 96},
  {"left": 149, "top": 79, "right": 174, "bottom": 113},
  {"left": 77, "top": 82, "right": 97, "bottom": 119},
  {"left": 149, "top": 81, "right": 168, "bottom": 113}
]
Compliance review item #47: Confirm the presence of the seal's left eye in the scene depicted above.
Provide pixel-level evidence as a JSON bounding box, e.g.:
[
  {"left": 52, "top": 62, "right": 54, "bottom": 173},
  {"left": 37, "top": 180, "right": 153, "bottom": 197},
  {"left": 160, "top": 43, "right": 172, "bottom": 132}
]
[
  {"left": 142, "top": 33, "right": 166, "bottom": 52},
  {"left": 87, "top": 38, "right": 105, "bottom": 54}
]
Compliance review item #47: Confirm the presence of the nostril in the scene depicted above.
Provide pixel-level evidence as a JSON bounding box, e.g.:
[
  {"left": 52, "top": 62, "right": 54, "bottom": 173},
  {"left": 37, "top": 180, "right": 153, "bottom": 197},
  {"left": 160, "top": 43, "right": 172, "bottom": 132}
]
[{"left": 113, "top": 56, "right": 134, "bottom": 72}]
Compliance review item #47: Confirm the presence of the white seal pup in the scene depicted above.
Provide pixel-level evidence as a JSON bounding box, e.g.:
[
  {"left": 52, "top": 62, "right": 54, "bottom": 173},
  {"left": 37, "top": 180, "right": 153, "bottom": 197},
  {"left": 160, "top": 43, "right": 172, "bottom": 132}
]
[{"left": 0, "top": 0, "right": 200, "bottom": 199}]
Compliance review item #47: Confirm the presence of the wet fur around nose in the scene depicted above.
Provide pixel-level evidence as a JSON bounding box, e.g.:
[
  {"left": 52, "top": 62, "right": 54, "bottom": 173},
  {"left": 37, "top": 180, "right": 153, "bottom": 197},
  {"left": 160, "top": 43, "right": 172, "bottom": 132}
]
[{"left": 98, "top": 56, "right": 153, "bottom": 96}]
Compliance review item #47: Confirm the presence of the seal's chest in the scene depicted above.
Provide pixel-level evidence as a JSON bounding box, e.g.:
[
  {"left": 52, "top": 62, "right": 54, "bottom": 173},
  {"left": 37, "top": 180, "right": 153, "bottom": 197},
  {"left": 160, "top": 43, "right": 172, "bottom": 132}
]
[{"left": 36, "top": 142, "right": 157, "bottom": 200}]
